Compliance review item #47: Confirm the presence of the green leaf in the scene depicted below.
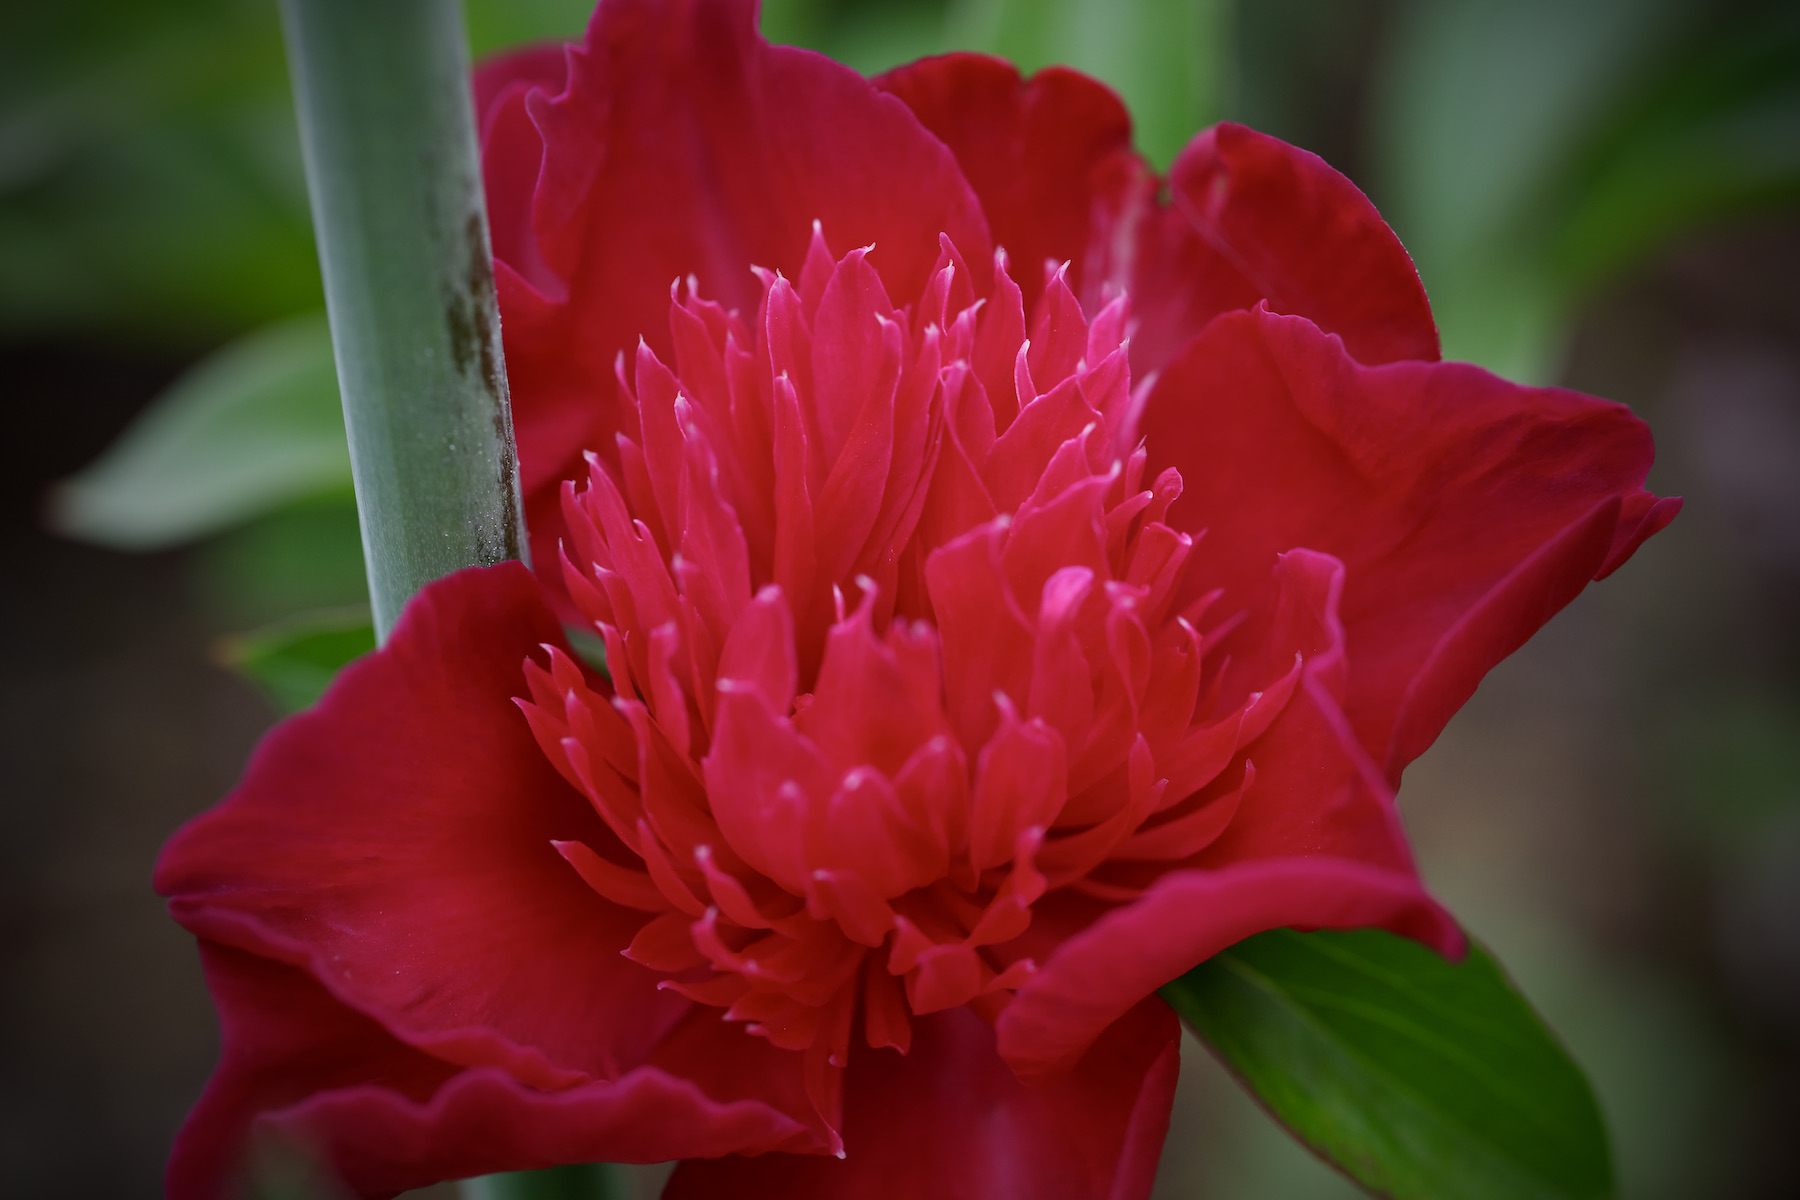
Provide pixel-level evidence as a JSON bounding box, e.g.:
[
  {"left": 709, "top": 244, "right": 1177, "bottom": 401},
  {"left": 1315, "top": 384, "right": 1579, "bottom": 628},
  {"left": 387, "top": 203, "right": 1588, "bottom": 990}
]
[
  {"left": 461, "top": 1163, "right": 631, "bottom": 1200},
  {"left": 1161, "top": 927, "right": 1613, "bottom": 1200},
  {"left": 1370, "top": 0, "right": 1690, "bottom": 379},
  {"left": 218, "top": 605, "right": 373, "bottom": 714},
  {"left": 563, "top": 623, "right": 610, "bottom": 678},
  {"left": 50, "top": 311, "right": 350, "bottom": 549},
  {"left": 191, "top": 493, "right": 370, "bottom": 629}
]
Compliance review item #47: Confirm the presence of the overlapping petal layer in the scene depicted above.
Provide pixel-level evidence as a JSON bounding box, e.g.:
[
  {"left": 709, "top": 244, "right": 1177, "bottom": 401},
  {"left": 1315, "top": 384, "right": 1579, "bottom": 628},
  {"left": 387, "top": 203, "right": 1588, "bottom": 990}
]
[
  {"left": 157, "top": 563, "right": 825, "bottom": 1198},
  {"left": 664, "top": 998, "right": 1180, "bottom": 1200},
  {"left": 158, "top": 2, "right": 1678, "bottom": 1197},
  {"left": 1132, "top": 307, "right": 1680, "bottom": 781},
  {"left": 476, "top": 0, "right": 993, "bottom": 580},
  {"left": 518, "top": 226, "right": 1318, "bottom": 1143},
  {"left": 874, "top": 56, "right": 1441, "bottom": 371}
]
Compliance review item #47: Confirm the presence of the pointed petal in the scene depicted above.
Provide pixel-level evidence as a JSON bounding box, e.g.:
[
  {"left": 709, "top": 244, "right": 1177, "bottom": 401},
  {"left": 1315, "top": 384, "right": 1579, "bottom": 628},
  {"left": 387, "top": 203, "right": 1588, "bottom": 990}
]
[{"left": 502, "top": 0, "right": 992, "bottom": 582}]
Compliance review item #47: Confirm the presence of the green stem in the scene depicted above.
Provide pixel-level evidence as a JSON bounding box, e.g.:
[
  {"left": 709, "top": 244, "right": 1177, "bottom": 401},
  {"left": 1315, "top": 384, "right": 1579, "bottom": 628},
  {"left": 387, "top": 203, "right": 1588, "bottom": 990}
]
[
  {"left": 278, "top": 7, "right": 613, "bottom": 1197},
  {"left": 280, "top": 0, "right": 526, "bottom": 643}
]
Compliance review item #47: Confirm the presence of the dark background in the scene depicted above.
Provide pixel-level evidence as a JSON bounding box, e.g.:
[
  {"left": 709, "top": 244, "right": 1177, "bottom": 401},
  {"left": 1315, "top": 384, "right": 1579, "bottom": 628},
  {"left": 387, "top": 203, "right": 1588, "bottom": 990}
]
[{"left": 3, "top": 0, "right": 1797, "bottom": 1196}]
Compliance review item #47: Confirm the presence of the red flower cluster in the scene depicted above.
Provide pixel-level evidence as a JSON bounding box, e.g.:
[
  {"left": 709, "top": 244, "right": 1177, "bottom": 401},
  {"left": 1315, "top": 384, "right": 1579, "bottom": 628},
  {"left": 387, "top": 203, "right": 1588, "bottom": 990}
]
[{"left": 156, "top": 2, "right": 1678, "bottom": 1197}]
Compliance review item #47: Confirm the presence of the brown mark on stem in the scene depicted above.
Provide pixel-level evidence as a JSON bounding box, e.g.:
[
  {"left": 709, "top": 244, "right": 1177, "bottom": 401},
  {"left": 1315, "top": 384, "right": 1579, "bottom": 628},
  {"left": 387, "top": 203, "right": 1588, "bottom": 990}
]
[{"left": 444, "top": 208, "right": 523, "bottom": 564}]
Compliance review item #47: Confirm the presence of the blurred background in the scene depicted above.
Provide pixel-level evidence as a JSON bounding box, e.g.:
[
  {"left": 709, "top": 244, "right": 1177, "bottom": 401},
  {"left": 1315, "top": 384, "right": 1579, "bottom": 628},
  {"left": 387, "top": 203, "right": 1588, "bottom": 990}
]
[{"left": 2, "top": 0, "right": 1797, "bottom": 1196}]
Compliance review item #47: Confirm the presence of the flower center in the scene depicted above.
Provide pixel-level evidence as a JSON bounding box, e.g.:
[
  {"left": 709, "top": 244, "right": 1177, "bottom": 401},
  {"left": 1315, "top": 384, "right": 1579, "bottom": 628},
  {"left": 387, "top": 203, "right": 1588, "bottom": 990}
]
[{"left": 517, "top": 224, "right": 1267, "bottom": 1128}]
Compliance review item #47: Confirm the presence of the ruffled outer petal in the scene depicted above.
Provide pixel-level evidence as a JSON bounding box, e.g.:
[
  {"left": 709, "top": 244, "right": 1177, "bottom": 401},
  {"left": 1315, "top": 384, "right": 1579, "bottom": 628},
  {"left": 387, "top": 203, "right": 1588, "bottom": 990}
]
[
  {"left": 158, "top": 563, "right": 682, "bottom": 1087},
  {"left": 158, "top": 564, "right": 829, "bottom": 1196},
  {"left": 872, "top": 53, "right": 1136, "bottom": 321},
  {"left": 1136, "top": 307, "right": 1679, "bottom": 783},
  {"left": 475, "top": 43, "right": 571, "bottom": 299},
  {"left": 1127, "top": 124, "right": 1439, "bottom": 371},
  {"left": 999, "top": 857, "right": 1458, "bottom": 1084},
  {"left": 874, "top": 55, "right": 1437, "bottom": 372},
  {"left": 997, "top": 613, "right": 1461, "bottom": 1082},
  {"left": 488, "top": 0, "right": 993, "bottom": 572},
  {"left": 665, "top": 998, "right": 1180, "bottom": 1200},
  {"left": 170, "top": 943, "right": 812, "bottom": 1200},
  {"left": 474, "top": 42, "right": 569, "bottom": 124}
]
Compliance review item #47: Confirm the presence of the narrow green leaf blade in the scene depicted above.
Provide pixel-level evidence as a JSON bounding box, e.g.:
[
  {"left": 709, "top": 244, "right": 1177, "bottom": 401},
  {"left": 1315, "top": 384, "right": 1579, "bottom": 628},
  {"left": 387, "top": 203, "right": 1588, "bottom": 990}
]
[
  {"left": 51, "top": 311, "right": 349, "bottom": 549},
  {"left": 218, "top": 605, "right": 374, "bottom": 715},
  {"left": 1162, "top": 928, "right": 1613, "bottom": 1200}
]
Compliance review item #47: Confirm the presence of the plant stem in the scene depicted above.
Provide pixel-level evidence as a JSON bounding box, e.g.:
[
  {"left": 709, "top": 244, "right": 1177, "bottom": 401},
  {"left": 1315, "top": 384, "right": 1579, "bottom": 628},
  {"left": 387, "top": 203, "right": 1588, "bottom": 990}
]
[{"left": 280, "top": 0, "right": 526, "bottom": 642}]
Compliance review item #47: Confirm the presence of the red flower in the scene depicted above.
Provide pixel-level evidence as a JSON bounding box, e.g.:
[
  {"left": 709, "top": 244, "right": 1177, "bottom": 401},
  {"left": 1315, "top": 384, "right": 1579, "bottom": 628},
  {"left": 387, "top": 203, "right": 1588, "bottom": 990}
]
[{"left": 157, "top": 1, "right": 1679, "bottom": 1197}]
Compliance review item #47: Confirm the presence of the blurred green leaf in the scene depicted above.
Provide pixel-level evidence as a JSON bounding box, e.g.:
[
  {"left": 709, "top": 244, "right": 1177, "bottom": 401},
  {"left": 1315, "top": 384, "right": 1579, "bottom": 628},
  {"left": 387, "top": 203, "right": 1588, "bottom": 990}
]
[
  {"left": 187, "top": 473, "right": 368, "bottom": 629},
  {"left": 761, "top": 0, "right": 954, "bottom": 77},
  {"left": 51, "top": 310, "right": 349, "bottom": 549},
  {"left": 0, "top": 0, "right": 591, "bottom": 341},
  {"left": 1374, "top": 0, "right": 1800, "bottom": 381},
  {"left": 1373, "top": 0, "right": 1691, "bottom": 380},
  {"left": 464, "top": 0, "right": 593, "bottom": 56},
  {"left": 218, "top": 604, "right": 372, "bottom": 714},
  {"left": 762, "top": 0, "right": 1228, "bottom": 169},
  {"left": 564, "top": 623, "right": 610, "bottom": 678},
  {"left": 0, "top": 1, "right": 321, "bottom": 338},
  {"left": 1163, "top": 927, "right": 1613, "bottom": 1200},
  {"left": 461, "top": 1163, "right": 631, "bottom": 1200},
  {"left": 1552, "top": 3, "right": 1800, "bottom": 290},
  {"left": 947, "top": 0, "right": 1230, "bottom": 168}
]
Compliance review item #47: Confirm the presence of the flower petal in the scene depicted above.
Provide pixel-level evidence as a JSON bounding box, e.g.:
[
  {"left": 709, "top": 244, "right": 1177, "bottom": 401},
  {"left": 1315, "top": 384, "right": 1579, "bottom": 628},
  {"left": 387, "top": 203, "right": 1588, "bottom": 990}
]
[
  {"left": 166, "top": 942, "right": 816, "bottom": 1200},
  {"left": 157, "top": 563, "right": 686, "bottom": 1088},
  {"left": 997, "top": 629, "right": 1459, "bottom": 1083},
  {"left": 1129, "top": 124, "right": 1439, "bottom": 371},
  {"left": 664, "top": 998, "right": 1179, "bottom": 1200},
  {"left": 873, "top": 54, "right": 1136, "bottom": 322},
  {"left": 874, "top": 56, "right": 1436, "bottom": 373},
  {"left": 474, "top": 43, "right": 570, "bottom": 298},
  {"left": 495, "top": 0, "right": 993, "bottom": 576},
  {"left": 998, "top": 857, "right": 1457, "bottom": 1084},
  {"left": 1137, "top": 306, "right": 1678, "bottom": 782}
]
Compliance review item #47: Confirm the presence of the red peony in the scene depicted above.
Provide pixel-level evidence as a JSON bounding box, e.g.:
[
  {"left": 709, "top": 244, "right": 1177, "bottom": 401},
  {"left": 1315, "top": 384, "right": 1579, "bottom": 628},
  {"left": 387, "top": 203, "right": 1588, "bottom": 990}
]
[{"left": 156, "top": 1, "right": 1680, "bottom": 1197}]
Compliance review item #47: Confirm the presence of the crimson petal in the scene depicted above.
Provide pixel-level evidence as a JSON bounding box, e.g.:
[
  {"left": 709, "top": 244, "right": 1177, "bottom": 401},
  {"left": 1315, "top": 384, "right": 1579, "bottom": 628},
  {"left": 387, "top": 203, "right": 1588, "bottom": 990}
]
[
  {"left": 873, "top": 54, "right": 1136, "bottom": 322},
  {"left": 488, "top": 0, "right": 993, "bottom": 577},
  {"left": 169, "top": 943, "right": 814, "bottom": 1200},
  {"left": 157, "top": 564, "right": 685, "bottom": 1090},
  {"left": 474, "top": 43, "right": 570, "bottom": 298},
  {"left": 875, "top": 55, "right": 1437, "bottom": 372},
  {"left": 1128, "top": 124, "right": 1440, "bottom": 371},
  {"left": 997, "top": 630, "right": 1459, "bottom": 1083},
  {"left": 665, "top": 998, "right": 1179, "bottom": 1200},
  {"left": 998, "top": 859, "right": 1457, "bottom": 1084},
  {"left": 1138, "top": 306, "right": 1678, "bottom": 782}
]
